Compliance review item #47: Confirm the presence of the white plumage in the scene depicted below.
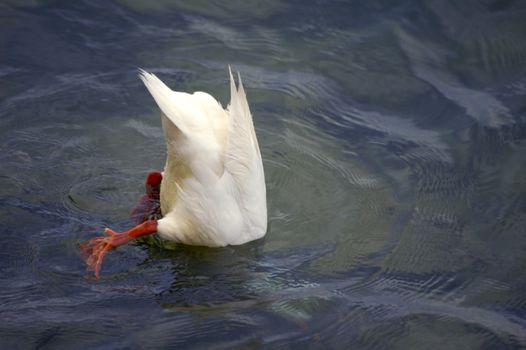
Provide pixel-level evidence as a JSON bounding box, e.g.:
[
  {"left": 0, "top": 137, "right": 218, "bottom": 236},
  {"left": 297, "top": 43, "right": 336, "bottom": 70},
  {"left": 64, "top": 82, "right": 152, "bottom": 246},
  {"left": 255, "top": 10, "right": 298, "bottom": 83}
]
[
  {"left": 139, "top": 68, "right": 267, "bottom": 246},
  {"left": 81, "top": 68, "right": 267, "bottom": 278}
]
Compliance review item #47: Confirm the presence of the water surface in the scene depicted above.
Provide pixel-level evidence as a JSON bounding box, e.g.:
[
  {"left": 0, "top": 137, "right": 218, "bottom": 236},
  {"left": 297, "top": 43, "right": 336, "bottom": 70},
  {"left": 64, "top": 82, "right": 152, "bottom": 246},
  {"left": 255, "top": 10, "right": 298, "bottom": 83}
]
[{"left": 1, "top": 0, "right": 526, "bottom": 348}]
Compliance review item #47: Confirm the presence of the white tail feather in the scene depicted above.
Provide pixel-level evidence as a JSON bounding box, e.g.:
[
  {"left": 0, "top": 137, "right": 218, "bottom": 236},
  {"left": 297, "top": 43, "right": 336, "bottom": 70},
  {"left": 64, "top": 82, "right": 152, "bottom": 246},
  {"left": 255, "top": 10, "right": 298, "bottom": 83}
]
[{"left": 139, "top": 69, "right": 191, "bottom": 135}]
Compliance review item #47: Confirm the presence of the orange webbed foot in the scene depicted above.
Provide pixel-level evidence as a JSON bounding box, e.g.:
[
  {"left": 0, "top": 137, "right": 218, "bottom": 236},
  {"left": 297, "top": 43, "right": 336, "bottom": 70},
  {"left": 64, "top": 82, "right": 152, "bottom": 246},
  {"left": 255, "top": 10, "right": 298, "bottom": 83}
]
[
  {"left": 80, "top": 229, "right": 119, "bottom": 279},
  {"left": 130, "top": 172, "right": 163, "bottom": 224},
  {"left": 80, "top": 220, "right": 158, "bottom": 279}
]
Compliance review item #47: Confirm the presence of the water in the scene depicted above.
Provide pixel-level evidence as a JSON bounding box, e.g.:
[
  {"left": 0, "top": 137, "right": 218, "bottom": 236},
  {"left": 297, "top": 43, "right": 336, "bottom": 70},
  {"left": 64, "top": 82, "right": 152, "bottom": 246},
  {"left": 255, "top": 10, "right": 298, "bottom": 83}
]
[{"left": 1, "top": 0, "right": 526, "bottom": 348}]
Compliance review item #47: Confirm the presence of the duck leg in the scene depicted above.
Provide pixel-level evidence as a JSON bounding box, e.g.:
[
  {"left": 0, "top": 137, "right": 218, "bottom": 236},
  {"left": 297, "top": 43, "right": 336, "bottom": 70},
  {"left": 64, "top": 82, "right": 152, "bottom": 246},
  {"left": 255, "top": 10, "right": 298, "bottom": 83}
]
[
  {"left": 80, "top": 220, "right": 158, "bottom": 279},
  {"left": 81, "top": 171, "right": 163, "bottom": 279},
  {"left": 130, "top": 171, "right": 163, "bottom": 223}
]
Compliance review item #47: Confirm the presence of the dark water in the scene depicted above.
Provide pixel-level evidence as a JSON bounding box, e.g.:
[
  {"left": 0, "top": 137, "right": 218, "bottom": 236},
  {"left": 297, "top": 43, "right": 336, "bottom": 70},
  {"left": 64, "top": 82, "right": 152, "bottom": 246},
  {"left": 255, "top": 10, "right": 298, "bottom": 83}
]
[{"left": 1, "top": 0, "right": 526, "bottom": 348}]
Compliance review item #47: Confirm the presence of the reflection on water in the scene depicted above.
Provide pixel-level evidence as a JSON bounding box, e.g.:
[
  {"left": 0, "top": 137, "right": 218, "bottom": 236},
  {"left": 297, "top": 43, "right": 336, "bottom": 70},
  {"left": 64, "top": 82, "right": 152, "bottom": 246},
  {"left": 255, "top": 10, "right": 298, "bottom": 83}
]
[{"left": 1, "top": 0, "right": 526, "bottom": 348}]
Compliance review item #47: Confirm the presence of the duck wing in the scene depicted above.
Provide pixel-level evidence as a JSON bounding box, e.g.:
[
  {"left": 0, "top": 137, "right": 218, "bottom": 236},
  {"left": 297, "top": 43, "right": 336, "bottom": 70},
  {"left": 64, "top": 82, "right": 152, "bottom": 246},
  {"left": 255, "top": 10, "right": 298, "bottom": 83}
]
[{"left": 225, "top": 68, "right": 267, "bottom": 233}]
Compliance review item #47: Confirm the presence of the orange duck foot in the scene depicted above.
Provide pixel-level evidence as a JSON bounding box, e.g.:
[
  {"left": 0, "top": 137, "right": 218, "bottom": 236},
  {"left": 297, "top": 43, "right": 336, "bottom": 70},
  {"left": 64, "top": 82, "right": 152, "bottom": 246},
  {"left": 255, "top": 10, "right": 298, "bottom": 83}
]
[
  {"left": 130, "top": 171, "right": 163, "bottom": 224},
  {"left": 80, "top": 220, "right": 158, "bottom": 279}
]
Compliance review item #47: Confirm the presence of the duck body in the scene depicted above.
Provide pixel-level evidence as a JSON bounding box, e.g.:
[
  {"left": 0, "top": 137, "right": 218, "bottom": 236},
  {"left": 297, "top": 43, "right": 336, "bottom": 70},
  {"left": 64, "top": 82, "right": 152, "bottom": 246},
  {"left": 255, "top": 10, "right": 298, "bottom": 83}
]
[
  {"left": 142, "top": 69, "right": 267, "bottom": 246},
  {"left": 81, "top": 68, "right": 267, "bottom": 277}
]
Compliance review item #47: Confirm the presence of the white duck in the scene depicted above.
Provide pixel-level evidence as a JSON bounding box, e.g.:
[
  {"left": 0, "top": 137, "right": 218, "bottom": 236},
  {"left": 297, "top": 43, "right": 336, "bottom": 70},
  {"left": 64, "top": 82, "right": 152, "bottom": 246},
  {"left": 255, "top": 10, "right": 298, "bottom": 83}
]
[{"left": 81, "top": 68, "right": 267, "bottom": 278}]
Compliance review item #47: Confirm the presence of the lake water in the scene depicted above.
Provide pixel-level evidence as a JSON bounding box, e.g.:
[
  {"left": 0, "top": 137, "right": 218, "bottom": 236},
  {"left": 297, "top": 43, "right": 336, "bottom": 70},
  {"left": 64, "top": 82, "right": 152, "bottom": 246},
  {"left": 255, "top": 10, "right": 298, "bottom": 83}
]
[{"left": 1, "top": 1, "right": 526, "bottom": 348}]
